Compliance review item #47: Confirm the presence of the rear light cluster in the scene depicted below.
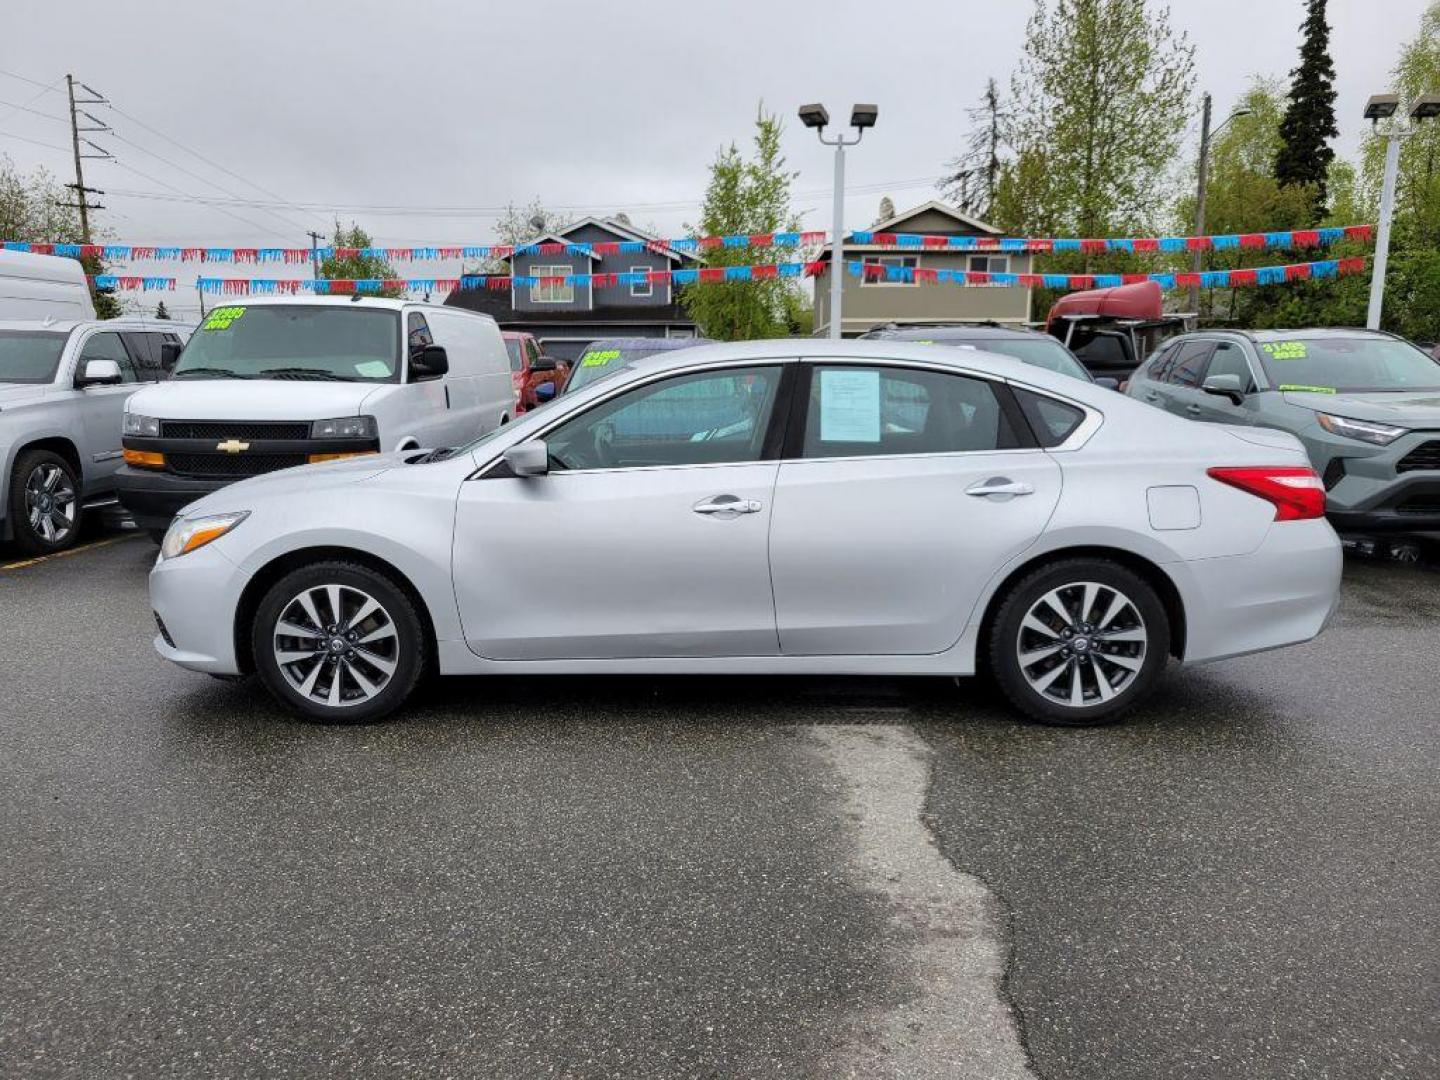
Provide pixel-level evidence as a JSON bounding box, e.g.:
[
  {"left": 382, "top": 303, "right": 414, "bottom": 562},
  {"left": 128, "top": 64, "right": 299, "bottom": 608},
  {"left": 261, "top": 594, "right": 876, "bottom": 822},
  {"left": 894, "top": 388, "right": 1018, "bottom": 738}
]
[{"left": 1207, "top": 466, "right": 1326, "bottom": 521}]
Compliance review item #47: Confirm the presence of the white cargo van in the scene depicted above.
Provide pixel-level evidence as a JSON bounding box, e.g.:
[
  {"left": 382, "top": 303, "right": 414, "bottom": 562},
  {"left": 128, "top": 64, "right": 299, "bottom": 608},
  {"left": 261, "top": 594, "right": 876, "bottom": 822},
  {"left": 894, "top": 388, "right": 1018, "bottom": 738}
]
[
  {"left": 116, "top": 296, "right": 514, "bottom": 536},
  {"left": 0, "top": 249, "right": 97, "bottom": 320}
]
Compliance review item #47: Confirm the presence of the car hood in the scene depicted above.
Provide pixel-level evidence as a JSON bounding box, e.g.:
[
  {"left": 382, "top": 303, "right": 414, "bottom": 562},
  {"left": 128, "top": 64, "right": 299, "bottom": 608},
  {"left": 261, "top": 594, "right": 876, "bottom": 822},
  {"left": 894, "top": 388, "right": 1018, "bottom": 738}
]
[
  {"left": 1281, "top": 389, "right": 1440, "bottom": 426},
  {"left": 179, "top": 451, "right": 402, "bottom": 518},
  {"left": 126, "top": 379, "right": 386, "bottom": 420},
  {"left": 0, "top": 383, "right": 49, "bottom": 407}
]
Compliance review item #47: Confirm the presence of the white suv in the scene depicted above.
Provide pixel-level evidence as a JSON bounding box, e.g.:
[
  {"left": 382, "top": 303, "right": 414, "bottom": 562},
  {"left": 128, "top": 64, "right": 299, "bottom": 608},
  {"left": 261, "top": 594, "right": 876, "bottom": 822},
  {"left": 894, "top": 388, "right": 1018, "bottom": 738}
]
[{"left": 0, "top": 317, "right": 192, "bottom": 553}]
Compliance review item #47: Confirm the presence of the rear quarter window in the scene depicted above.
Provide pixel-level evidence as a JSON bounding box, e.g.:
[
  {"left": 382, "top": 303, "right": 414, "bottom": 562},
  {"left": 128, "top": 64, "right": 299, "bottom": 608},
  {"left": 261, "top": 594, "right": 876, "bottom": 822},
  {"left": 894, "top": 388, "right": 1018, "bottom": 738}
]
[{"left": 1014, "top": 389, "right": 1086, "bottom": 448}]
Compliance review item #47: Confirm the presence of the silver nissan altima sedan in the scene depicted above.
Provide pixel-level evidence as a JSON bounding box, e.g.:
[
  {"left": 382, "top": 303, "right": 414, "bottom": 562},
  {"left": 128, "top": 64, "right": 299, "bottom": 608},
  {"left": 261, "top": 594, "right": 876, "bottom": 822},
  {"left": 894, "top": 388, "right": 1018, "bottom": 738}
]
[{"left": 148, "top": 339, "right": 1342, "bottom": 727}]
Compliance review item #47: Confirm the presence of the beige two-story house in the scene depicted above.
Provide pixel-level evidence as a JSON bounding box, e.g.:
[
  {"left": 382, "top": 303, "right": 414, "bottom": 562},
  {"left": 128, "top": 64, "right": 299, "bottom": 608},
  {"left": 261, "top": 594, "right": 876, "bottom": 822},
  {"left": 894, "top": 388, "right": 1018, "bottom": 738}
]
[{"left": 811, "top": 200, "right": 1033, "bottom": 337}]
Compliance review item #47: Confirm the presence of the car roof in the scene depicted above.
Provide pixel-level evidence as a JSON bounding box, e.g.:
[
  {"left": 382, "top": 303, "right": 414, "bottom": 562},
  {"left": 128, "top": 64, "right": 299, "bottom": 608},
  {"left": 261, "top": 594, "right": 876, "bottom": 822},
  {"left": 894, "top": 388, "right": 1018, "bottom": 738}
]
[
  {"left": 209, "top": 295, "right": 490, "bottom": 318},
  {"left": 581, "top": 337, "right": 714, "bottom": 351},
  {"left": 1181, "top": 327, "right": 1403, "bottom": 343},
  {"left": 862, "top": 322, "right": 1047, "bottom": 340},
  {"left": 0, "top": 317, "right": 192, "bottom": 333}
]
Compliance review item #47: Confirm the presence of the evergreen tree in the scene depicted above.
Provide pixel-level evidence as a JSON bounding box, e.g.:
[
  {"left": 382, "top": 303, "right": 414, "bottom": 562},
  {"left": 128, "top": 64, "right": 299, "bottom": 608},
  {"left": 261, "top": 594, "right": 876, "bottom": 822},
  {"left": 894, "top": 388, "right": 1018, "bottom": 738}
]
[
  {"left": 940, "top": 77, "right": 1008, "bottom": 220},
  {"left": 1274, "top": 0, "right": 1338, "bottom": 219},
  {"left": 875, "top": 196, "right": 896, "bottom": 225}
]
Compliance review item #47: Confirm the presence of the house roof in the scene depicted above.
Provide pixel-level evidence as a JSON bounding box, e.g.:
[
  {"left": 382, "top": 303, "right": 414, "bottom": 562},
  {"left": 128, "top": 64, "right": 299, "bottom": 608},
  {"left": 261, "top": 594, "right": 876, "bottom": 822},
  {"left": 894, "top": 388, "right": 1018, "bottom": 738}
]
[
  {"left": 505, "top": 217, "right": 699, "bottom": 265},
  {"left": 815, "top": 199, "right": 1008, "bottom": 261}
]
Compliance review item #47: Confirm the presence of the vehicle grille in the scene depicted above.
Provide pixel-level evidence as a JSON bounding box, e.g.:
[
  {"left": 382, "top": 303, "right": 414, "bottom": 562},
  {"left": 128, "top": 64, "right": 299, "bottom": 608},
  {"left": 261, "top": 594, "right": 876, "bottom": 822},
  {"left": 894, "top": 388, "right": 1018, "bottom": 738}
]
[
  {"left": 1398, "top": 495, "right": 1440, "bottom": 515},
  {"left": 1396, "top": 441, "right": 1440, "bottom": 473},
  {"left": 166, "top": 453, "right": 308, "bottom": 478},
  {"left": 160, "top": 420, "right": 311, "bottom": 440}
]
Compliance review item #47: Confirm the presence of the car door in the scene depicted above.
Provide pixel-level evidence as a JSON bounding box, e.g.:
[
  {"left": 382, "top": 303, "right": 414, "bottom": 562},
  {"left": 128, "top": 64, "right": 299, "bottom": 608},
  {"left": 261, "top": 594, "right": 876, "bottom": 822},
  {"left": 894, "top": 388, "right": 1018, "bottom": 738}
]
[
  {"left": 400, "top": 311, "right": 453, "bottom": 447},
  {"left": 1188, "top": 340, "right": 1263, "bottom": 426},
  {"left": 768, "top": 362, "right": 1063, "bottom": 656},
  {"left": 453, "top": 363, "right": 791, "bottom": 660},
  {"left": 73, "top": 329, "right": 142, "bottom": 489},
  {"left": 1153, "top": 340, "right": 1215, "bottom": 421}
]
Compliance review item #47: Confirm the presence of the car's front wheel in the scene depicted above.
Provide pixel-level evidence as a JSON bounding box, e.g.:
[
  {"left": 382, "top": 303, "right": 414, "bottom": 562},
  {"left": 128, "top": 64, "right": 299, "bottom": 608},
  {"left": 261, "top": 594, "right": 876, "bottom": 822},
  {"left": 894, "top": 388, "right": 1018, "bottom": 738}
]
[
  {"left": 7, "top": 449, "right": 82, "bottom": 555},
  {"left": 987, "top": 558, "right": 1170, "bottom": 726},
  {"left": 252, "top": 561, "right": 427, "bottom": 723}
]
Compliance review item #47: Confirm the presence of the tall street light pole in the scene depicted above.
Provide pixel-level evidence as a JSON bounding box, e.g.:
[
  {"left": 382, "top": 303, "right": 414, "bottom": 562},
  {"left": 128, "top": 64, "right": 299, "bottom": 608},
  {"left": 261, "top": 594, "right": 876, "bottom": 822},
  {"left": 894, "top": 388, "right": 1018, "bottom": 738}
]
[
  {"left": 1188, "top": 93, "right": 1251, "bottom": 317},
  {"left": 800, "top": 103, "right": 878, "bottom": 340},
  {"left": 1363, "top": 94, "right": 1438, "bottom": 330}
]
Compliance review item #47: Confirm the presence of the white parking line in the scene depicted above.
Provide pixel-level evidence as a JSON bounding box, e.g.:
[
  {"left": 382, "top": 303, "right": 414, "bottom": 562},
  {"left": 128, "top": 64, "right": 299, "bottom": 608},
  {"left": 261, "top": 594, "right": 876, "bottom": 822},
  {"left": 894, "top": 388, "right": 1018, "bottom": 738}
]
[{"left": 1, "top": 534, "right": 140, "bottom": 572}]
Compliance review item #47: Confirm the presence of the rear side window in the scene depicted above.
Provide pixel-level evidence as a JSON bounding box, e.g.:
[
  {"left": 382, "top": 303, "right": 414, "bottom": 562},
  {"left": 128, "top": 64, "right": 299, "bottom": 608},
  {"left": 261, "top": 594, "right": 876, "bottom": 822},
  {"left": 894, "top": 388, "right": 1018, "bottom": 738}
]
[
  {"left": 803, "top": 366, "right": 1020, "bottom": 459},
  {"left": 1013, "top": 389, "right": 1085, "bottom": 448},
  {"left": 1146, "top": 342, "right": 1180, "bottom": 382},
  {"left": 1168, "top": 342, "right": 1214, "bottom": 388}
]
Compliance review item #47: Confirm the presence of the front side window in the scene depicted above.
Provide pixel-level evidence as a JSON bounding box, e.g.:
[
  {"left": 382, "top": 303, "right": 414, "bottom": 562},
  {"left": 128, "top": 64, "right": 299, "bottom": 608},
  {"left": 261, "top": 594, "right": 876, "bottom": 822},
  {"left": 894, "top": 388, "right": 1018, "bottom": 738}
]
[
  {"left": 1204, "top": 342, "right": 1256, "bottom": 390},
  {"left": 530, "top": 265, "right": 574, "bottom": 304},
  {"left": 407, "top": 312, "right": 433, "bottom": 356},
  {"left": 172, "top": 306, "right": 400, "bottom": 382},
  {"left": 0, "top": 331, "right": 68, "bottom": 384},
  {"left": 1168, "top": 342, "right": 1213, "bottom": 388},
  {"left": 79, "top": 332, "right": 138, "bottom": 383},
  {"left": 803, "top": 365, "right": 1019, "bottom": 459},
  {"left": 546, "top": 366, "right": 782, "bottom": 471},
  {"left": 1254, "top": 336, "right": 1440, "bottom": 393},
  {"left": 861, "top": 255, "right": 917, "bottom": 286}
]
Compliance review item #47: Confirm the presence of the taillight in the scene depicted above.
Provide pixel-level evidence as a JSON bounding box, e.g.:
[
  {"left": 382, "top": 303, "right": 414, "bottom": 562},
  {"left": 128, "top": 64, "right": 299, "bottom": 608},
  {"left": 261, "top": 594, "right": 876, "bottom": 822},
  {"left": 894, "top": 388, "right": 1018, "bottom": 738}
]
[{"left": 1206, "top": 466, "right": 1326, "bottom": 521}]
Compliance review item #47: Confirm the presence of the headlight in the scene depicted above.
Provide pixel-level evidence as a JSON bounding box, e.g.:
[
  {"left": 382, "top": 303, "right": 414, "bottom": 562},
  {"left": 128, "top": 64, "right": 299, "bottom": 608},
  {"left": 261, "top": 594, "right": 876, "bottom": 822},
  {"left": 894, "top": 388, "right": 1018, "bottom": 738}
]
[
  {"left": 124, "top": 413, "right": 161, "bottom": 437},
  {"left": 312, "top": 415, "right": 377, "bottom": 439},
  {"left": 1316, "top": 413, "right": 1407, "bottom": 446},
  {"left": 160, "top": 511, "right": 248, "bottom": 560}
]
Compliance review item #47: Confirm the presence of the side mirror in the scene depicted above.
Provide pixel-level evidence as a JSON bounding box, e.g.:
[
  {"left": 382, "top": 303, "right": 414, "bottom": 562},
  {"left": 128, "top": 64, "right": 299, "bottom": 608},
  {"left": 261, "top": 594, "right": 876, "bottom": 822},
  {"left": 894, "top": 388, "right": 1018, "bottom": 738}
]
[
  {"left": 1201, "top": 372, "right": 1245, "bottom": 405},
  {"left": 79, "top": 358, "right": 123, "bottom": 386},
  {"left": 530, "top": 354, "right": 558, "bottom": 372},
  {"left": 1094, "top": 376, "right": 1120, "bottom": 391},
  {"left": 503, "top": 440, "right": 549, "bottom": 477},
  {"left": 410, "top": 344, "right": 449, "bottom": 381},
  {"left": 159, "top": 341, "right": 183, "bottom": 371},
  {"left": 534, "top": 382, "right": 557, "bottom": 403}
]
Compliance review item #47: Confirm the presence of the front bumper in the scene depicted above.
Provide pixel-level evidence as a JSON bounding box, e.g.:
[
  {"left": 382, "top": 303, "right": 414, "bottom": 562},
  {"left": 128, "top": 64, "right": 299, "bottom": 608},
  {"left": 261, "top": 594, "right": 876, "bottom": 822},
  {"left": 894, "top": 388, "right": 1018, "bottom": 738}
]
[
  {"left": 1324, "top": 472, "right": 1440, "bottom": 532},
  {"left": 116, "top": 466, "right": 229, "bottom": 531},
  {"left": 149, "top": 539, "right": 247, "bottom": 674}
]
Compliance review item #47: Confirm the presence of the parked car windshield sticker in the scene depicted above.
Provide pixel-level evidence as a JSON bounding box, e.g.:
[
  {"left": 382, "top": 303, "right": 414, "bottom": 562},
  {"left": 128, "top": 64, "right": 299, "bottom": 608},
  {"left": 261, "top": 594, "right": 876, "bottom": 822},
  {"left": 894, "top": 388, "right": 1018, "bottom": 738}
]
[
  {"left": 580, "top": 349, "right": 621, "bottom": 368},
  {"left": 819, "top": 368, "right": 881, "bottom": 442},
  {"left": 1277, "top": 383, "right": 1337, "bottom": 394},
  {"left": 355, "top": 360, "right": 390, "bottom": 378},
  {"left": 1261, "top": 341, "right": 1308, "bottom": 360},
  {"left": 201, "top": 306, "right": 246, "bottom": 331}
]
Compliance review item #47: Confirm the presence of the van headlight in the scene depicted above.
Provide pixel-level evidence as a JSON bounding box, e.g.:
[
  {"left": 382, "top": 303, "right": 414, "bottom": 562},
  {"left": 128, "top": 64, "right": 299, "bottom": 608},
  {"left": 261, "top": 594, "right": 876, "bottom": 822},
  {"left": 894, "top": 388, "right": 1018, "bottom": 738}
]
[
  {"left": 1316, "top": 413, "right": 1407, "bottom": 446},
  {"left": 124, "top": 413, "right": 161, "bottom": 437},
  {"left": 160, "top": 511, "right": 249, "bottom": 560},
  {"left": 312, "top": 415, "right": 377, "bottom": 439}
]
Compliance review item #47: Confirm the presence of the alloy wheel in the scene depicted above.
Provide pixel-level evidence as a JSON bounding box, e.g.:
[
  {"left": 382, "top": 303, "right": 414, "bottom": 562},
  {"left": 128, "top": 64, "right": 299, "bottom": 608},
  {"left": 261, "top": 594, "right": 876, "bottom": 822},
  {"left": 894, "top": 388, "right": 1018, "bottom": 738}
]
[
  {"left": 25, "top": 464, "right": 76, "bottom": 544},
  {"left": 272, "top": 583, "right": 400, "bottom": 708},
  {"left": 1015, "top": 581, "right": 1148, "bottom": 708}
]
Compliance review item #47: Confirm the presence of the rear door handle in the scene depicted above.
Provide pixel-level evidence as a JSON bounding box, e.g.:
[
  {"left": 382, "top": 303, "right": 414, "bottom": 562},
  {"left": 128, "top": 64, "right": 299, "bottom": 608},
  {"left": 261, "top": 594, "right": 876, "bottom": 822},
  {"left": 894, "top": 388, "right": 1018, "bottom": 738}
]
[
  {"left": 966, "top": 477, "right": 1034, "bottom": 498},
  {"left": 693, "top": 495, "right": 762, "bottom": 516},
  {"left": 1185, "top": 403, "right": 1202, "bottom": 415}
]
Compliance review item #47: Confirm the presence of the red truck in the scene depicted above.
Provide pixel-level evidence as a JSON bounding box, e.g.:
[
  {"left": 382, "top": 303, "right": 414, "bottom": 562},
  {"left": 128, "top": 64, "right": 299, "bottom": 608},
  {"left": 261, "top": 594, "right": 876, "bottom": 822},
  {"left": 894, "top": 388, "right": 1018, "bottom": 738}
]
[
  {"left": 503, "top": 332, "right": 569, "bottom": 414},
  {"left": 1046, "top": 281, "right": 1191, "bottom": 380}
]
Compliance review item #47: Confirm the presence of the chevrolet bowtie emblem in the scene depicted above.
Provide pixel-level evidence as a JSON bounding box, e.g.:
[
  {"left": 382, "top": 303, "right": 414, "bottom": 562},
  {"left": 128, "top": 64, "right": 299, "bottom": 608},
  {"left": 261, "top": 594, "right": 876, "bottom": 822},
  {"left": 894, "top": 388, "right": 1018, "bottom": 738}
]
[{"left": 216, "top": 439, "right": 250, "bottom": 453}]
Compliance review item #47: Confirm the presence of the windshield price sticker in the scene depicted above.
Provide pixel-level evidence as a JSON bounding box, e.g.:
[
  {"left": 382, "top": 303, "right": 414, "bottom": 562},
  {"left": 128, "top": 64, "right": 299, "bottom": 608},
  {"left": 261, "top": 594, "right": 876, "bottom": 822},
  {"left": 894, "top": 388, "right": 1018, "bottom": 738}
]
[
  {"left": 1278, "top": 383, "right": 1337, "bottom": 394},
  {"left": 1261, "top": 341, "right": 1308, "bottom": 360},
  {"left": 580, "top": 349, "right": 621, "bottom": 368},
  {"left": 201, "top": 306, "right": 246, "bottom": 331}
]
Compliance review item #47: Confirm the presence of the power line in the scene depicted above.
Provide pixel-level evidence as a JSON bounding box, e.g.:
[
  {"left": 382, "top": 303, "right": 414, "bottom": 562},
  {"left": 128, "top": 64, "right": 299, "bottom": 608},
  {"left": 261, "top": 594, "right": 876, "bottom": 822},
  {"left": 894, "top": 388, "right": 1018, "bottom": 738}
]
[
  {"left": 0, "top": 129, "right": 72, "bottom": 153},
  {"left": 106, "top": 158, "right": 300, "bottom": 243}
]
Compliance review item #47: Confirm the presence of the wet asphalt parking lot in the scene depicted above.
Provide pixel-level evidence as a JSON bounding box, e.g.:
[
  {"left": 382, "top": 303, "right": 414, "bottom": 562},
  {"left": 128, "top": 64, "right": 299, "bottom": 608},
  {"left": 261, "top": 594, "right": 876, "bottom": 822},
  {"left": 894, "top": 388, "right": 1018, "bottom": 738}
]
[{"left": 1, "top": 527, "right": 1437, "bottom": 1079}]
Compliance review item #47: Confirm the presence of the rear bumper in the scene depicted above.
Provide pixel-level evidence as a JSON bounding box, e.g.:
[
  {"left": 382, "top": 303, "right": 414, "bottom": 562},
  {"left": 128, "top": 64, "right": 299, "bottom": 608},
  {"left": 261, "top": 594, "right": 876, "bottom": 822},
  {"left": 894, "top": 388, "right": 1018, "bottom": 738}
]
[
  {"left": 1172, "top": 518, "right": 1343, "bottom": 664},
  {"left": 116, "top": 466, "right": 229, "bottom": 531}
]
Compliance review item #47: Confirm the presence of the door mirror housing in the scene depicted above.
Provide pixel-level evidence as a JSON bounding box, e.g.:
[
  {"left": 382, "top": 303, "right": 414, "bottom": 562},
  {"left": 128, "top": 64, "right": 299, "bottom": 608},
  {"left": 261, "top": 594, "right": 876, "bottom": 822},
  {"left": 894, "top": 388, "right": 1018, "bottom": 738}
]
[
  {"left": 159, "top": 340, "right": 183, "bottom": 371},
  {"left": 410, "top": 344, "right": 449, "bottom": 381},
  {"left": 1094, "top": 376, "right": 1120, "bottom": 391},
  {"left": 1201, "top": 372, "right": 1246, "bottom": 404},
  {"left": 530, "top": 354, "right": 558, "bottom": 373},
  {"left": 503, "top": 440, "right": 549, "bottom": 477},
  {"left": 78, "top": 358, "right": 123, "bottom": 387}
]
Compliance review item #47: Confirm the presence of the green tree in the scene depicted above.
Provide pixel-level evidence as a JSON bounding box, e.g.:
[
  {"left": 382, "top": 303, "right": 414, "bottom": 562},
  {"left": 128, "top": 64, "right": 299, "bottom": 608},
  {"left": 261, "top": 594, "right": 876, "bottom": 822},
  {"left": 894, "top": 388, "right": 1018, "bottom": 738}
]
[
  {"left": 154, "top": 300, "right": 171, "bottom": 320},
  {"left": 682, "top": 105, "right": 801, "bottom": 341},
  {"left": 319, "top": 221, "right": 403, "bottom": 297},
  {"left": 0, "top": 156, "right": 120, "bottom": 317},
  {"left": 1002, "top": 0, "right": 1196, "bottom": 238},
  {"left": 1274, "top": 0, "right": 1339, "bottom": 220}
]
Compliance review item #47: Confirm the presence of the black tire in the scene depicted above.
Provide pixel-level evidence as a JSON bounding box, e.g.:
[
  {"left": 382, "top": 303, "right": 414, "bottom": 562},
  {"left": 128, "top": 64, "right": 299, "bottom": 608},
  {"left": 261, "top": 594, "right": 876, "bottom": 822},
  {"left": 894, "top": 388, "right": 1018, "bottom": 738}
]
[
  {"left": 251, "top": 560, "right": 427, "bottom": 724},
  {"left": 7, "top": 449, "right": 82, "bottom": 555},
  {"left": 987, "top": 557, "right": 1170, "bottom": 727}
]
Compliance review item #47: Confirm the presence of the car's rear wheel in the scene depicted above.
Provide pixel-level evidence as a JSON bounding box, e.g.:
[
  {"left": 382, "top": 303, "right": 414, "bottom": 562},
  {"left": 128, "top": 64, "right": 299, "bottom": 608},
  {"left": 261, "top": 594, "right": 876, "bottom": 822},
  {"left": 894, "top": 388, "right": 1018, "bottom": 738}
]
[
  {"left": 252, "top": 561, "right": 426, "bottom": 723},
  {"left": 987, "top": 558, "right": 1169, "bottom": 726},
  {"left": 7, "top": 449, "right": 81, "bottom": 555}
]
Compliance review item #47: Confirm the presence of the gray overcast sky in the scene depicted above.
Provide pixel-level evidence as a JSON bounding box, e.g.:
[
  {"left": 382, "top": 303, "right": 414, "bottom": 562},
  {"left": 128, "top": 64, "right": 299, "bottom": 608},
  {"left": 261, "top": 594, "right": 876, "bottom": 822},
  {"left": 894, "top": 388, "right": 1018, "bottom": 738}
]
[{"left": 0, "top": 0, "right": 1426, "bottom": 315}]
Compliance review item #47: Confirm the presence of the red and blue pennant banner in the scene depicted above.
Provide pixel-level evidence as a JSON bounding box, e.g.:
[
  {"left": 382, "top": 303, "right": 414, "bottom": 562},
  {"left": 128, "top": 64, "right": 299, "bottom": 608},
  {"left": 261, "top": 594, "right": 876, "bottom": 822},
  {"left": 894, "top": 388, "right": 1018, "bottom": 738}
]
[
  {"left": 192, "top": 262, "right": 831, "bottom": 295},
  {"left": 90, "top": 275, "right": 177, "bottom": 291},
  {"left": 847, "top": 256, "right": 1370, "bottom": 290},
  {"left": 13, "top": 231, "right": 826, "bottom": 265},
  {"left": 848, "top": 224, "right": 1374, "bottom": 253}
]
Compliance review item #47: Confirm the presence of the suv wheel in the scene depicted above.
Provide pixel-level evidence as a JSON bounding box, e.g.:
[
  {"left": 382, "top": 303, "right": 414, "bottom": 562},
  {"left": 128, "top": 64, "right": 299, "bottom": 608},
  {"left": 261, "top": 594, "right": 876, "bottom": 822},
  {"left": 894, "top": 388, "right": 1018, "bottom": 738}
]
[
  {"left": 7, "top": 449, "right": 81, "bottom": 554},
  {"left": 252, "top": 561, "right": 426, "bottom": 723},
  {"left": 988, "top": 558, "right": 1169, "bottom": 726}
]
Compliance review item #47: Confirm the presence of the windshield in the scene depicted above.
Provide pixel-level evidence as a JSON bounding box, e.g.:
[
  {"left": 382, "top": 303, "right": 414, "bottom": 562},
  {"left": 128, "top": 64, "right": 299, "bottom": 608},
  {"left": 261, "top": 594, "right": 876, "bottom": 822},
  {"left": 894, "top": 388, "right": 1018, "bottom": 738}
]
[
  {"left": 505, "top": 339, "right": 524, "bottom": 373},
  {"left": 0, "top": 331, "right": 68, "bottom": 384},
  {"left": 909, "top": 336, "right": 1093, "bottom": 382},
  {"left": 172, "top": 305, "right": 400, "bottom": 381},
  {"left": 1256, "top": 337, "right": 1440, "bottom": 394},
  {"left": 565, "top": 346, "right": 643, "bottom": 392}
]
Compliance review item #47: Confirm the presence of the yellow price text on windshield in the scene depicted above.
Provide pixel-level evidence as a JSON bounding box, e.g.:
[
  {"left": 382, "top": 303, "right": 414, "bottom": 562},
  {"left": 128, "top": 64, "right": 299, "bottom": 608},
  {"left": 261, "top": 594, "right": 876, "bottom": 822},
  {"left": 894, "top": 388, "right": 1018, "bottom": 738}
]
[
  {"left": 1278, "top": 383, "right": 1336, "bottom": 394},
  {"left": 202, "top": 306, "right": 246, "bottom": 331},
  {"left": 580, "top": 349, "right": 621, "bottom": 367},
  {"left": 1261, "top": 341, "right": 1308, "bottom": 360}
]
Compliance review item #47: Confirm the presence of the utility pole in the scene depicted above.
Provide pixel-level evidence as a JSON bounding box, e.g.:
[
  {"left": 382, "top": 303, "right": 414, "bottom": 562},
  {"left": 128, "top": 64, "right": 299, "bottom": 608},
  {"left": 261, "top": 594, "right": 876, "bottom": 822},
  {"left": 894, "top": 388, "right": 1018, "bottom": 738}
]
[
  {"left": 61, "top": 75, "right": 111, "bottom": 244},
  {"left": 307, "top": 230, "right": 326, "bottom": 278},
  {"left": 1188, "top": 92, "right": 1213, "bottom": 318},
  {"left": 1367, "top": 131, "right": 1402, "bottom": 330},
  {"left": 197, "top": 281, "right": 207, "bottom": 318}
]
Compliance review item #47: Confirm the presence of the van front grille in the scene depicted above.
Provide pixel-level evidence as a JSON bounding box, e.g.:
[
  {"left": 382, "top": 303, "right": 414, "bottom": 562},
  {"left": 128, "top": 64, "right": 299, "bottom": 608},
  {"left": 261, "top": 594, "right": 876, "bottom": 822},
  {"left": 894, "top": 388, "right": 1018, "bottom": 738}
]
[
  {"left": 160, "top": 420, "right": 311, "bottom": 441},
  {"left": 166, "top": 453, "right": 308, "bottom": 478}
]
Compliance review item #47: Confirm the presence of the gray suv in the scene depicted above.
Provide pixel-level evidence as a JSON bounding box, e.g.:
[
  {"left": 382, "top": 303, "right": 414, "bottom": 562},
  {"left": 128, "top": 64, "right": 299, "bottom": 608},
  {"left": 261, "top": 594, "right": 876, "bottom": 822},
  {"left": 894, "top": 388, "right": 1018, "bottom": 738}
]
[
  {"left": 1126, "top": 327, "right": 1440, "bottom": 533},
  {"left": 1, "top": 318, "right": 190, "bottom": 553}
]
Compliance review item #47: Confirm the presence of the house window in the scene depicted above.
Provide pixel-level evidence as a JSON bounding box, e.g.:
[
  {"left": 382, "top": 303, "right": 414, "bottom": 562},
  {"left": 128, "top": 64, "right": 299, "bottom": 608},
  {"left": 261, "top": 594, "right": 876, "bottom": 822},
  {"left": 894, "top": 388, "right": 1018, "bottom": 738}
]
[
  {"left": 967, "top": 254, "right": 1010, "bottom": 276},
  {"left": 629, "top": 265, "right": 653, "bottom": 299},
  {"left": 530, "top": 264, "right": 574, "bottom": 304},
  {"left": 861, "top": 255, "right": 918, "bottom": 286}
]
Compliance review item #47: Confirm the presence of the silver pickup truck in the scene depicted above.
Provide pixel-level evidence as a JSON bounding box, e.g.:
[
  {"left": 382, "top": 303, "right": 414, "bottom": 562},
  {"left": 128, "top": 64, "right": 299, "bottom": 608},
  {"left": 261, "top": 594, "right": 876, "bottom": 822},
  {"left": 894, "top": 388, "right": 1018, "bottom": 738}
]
[{"left": 1, "top": 317, "right": 192, "bottom": 553}]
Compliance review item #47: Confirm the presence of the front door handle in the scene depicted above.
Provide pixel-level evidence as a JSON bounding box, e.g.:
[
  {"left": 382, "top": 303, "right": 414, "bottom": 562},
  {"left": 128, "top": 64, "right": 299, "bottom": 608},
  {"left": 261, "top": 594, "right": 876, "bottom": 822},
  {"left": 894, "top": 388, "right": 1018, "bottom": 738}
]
[
  {"left": 966, "top": 477, "right": 1035, "bottom": 499},
  {"left": 693, "top": 495, "right": 762, "bottom": 517},
  {"left": 1185, "top": 403, "right": 1202, "bottom": 415}
]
